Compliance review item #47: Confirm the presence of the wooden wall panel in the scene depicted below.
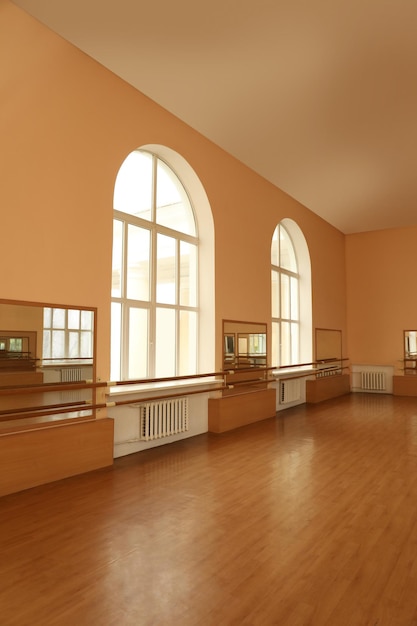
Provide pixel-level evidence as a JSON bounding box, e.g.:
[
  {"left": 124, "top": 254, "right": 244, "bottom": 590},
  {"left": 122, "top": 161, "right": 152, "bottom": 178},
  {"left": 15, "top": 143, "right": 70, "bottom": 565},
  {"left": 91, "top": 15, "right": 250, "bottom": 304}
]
[
  {"left": 306, "top": 374, "right": 350, "bottom": 404},
  {"left": 393, "top": 375, "right": 417, "bottom": 397},
  {"left": 0, "top": 418, "right": 114, "bottom": 497},
  {"left": 208, "top": 388, "right": 276, "bottom": 433}
]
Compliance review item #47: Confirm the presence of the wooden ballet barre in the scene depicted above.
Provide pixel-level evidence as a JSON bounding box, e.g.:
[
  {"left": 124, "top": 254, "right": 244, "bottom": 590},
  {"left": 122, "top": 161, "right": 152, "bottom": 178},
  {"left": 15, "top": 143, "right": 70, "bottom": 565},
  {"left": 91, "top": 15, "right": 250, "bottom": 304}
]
[
  {"left": 0, "top": 400, "right": 89, "bottom": 418},
  {"left": 0, "top": 383, "right": 227, "bottom": 422}
]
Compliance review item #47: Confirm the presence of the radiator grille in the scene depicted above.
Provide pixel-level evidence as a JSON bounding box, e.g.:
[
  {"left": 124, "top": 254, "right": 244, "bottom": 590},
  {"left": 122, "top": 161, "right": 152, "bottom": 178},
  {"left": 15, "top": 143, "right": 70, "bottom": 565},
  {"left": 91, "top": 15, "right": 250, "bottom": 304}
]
[
  {"left": 279, "top": 379, "right": 301, "bottom": 404},
  {"left": 60, "top": 368, "right": 83, "bottom": 382},
  {"left": 361, "top": 371, "right": 386, "bottom": 391},
  {"left": 316, "top": 367, "right": 341, "bottom": 378},
  {"left": 140, "top": 398, "right": 189, "bottom": 441}
]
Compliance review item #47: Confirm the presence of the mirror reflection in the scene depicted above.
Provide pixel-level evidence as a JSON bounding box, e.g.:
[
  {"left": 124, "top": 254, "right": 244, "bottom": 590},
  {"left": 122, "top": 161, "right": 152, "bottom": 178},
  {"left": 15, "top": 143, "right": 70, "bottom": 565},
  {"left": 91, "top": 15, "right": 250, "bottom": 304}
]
[
  {"left": 0, "top": 300, "right": 94, "bottom": 386},
  {"left": 223, "top": 320, "right": 267, "bottom": 370},
  {"left": 404, "top": 330, "right": 417, "bottom": 358},
  {"left": 0, "top": 299, "right": 96, "bottom": 429},
  {"left": 404, "top": 330, "right": 417, "bottom": 374},
  {"left": 315, "top": 328, "right": 342, "bottom": 375}
]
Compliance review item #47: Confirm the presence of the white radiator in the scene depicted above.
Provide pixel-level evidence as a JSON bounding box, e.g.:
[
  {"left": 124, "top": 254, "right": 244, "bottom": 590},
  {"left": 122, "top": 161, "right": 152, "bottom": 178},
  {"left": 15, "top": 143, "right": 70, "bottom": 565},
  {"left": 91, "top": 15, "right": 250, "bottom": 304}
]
[
  {"left": 316, "top": 366, "right": 341, "bottom": 378},
  {"left": 140, "top": 398, "right": 189, "bottom": 441},
  {"left": 279, "top": 379, "right": 301, "bottom": 404},
  {"left": 361, "top": 371, "right": 386, "bottom": 391},
  {"left": 60, "top": 367, "right": 83, "bottom": 382}
]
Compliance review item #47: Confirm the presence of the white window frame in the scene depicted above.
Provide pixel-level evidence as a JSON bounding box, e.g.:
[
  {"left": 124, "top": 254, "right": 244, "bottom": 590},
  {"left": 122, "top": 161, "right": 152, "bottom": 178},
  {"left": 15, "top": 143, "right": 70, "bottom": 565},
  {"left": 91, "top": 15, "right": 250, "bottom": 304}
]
[
  {"left": 111, "top": 149, "right": 201, "bottom": 381},
  {"left": 271, "top": 219, "right": 312, "bottom": 367}
]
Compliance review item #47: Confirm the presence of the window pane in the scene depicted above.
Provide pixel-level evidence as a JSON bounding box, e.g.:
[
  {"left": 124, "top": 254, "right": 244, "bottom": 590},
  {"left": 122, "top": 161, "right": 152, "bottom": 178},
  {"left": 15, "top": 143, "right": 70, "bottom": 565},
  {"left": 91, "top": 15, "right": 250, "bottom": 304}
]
[
  {"left": 128, "top": 307, "right": 148, "bottom": 379},
  {"left": 271, "top": 322, "right": 279, "bottom": 366},
  {"left": 291, "top": 323, "right": 299, "bottom": 363},
  {"left": 68, "top": 309, "right": 80, "bottom": 330},
  {"left": 112, "top": 219, "right": 123, "bottom": 298},
  {"left": 113, "top": 150, "right": 152, "bottom": 220},
  {"left": 155, "top": 308, "right": 175, "bottom": 377},
  {"left": 279, "top": 226, "right": 297, "bottom": 272},
  {"left": 80, "top": 331, "right": 92, "bottom": 358},
  {"left": 43, "top": 307, "right": 51, "bottom": 327},
  {"left": 180, "top": 241, "right": 197, "bottom": 306},
  {"left": 110, "top": 302, "right": 122, "bottom": 381},
  {"left": 127, "top": 225, "right": 150, "bottom": 301},
  {"left": 179, "top": 310, "right": 197, "bottom": 375},
  {"left": 52, "top": 308, "right": 65, "bottom": 329},
  {"left": 43, "top": 330, "right": 51, "bottom": 359},
  {"left": 271, "top": 226, "right": 279, "bottom": 266},
  {"left": 280, "top": 321, "right": 291, "bottom": 366},
  {"left": 290, "top": 277, "right": 299, "bottom": 320},
  {"left": 156, "top": 159, "right": 196, "bottom": 236},
  {"left": 281, "top": 273, "right": 290, "bottom": 319},
  {"left": 81, "top": 310, "right": 93, "bottom": 331},
  {"left": 271, "top": 270, "right": 279, "bottom": 318},
  {"left": 156, "top": 234, "right": 176, "bottom": 304},
  {"left": 69, "top": 331, "right": 79, "bottom": 358},
  {"left": 51, "top": 330, "right": 65, "bottom": 359}
]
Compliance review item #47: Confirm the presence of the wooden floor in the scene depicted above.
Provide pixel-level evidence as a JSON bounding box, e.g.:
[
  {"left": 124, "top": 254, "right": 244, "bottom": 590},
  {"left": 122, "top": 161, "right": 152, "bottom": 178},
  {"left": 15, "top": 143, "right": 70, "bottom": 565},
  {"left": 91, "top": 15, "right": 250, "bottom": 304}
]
[{"left": 2, "top": 393, "right": 417, "bottom": 625}]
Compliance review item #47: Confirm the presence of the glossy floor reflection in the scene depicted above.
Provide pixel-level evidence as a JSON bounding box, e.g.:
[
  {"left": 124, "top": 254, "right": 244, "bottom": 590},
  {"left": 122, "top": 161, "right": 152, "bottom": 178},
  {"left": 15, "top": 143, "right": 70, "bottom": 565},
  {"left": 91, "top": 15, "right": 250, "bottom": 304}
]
[{"left": 1, "top": 393, "right": 417, "bottom": 625}]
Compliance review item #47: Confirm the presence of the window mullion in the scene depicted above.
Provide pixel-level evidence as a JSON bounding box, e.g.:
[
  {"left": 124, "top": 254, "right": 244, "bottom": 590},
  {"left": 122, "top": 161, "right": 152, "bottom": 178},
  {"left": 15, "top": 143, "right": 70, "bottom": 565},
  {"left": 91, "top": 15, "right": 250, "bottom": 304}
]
[
  {"left": 176, "top": 238, "right": 181, "bottom": 376},
  {"left": 148, "top": 158, "right": 158, "bottom": 377},
  {"left": 151, "top": 155, "right": 157, "bottom": 223},
  {"left": 121, "top": 222, "right": 129, "bottom": 379}
]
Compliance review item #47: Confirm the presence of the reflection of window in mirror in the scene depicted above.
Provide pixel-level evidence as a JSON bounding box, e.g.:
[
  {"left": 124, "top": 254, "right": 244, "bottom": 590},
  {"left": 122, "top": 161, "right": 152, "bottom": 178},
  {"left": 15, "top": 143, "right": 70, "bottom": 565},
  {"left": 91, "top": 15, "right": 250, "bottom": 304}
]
[
  {"left": 248, "top": 333, "right": 266, "bottom": 355},
  {"left": 43, "top": 307, "right": 93, "bottom": 361},
  {"left": 9, "top": 338, "right": 23, "bottom": 352},
  {"left": 405, "top": 331, "right": 417, "bottom": 357},
  {"left": 238, "top": 337, "right": 248, "bottom": 355},
  {"left": 224, "top": 335, "right": 234, "bottom": 355}
]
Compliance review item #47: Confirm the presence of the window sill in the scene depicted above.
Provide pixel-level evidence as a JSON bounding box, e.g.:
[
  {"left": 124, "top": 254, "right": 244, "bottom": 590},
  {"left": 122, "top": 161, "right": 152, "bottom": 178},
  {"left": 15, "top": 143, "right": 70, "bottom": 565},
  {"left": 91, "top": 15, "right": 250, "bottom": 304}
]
[
  {"left": 272, "top": 366, "right": 316, "bottom": 379},
  {"left": 107, "top": 376, "right": 222, "bottom": 400}
]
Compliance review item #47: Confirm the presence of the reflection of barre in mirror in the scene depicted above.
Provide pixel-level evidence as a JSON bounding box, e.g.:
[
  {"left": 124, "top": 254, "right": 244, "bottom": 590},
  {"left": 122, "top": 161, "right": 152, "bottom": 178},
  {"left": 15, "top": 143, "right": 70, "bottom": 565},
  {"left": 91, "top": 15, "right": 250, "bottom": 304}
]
[
  {"left": 0, "top": 299, "right": 95, "bottom": 385},
  {"left": 315, "top": 328, "right": 343, "bottom": 377},
  {"left": 0, "top": 298, "right": 97, "bottom": 430},
  {"left": 222, "top": 319, "right": 267, "bottom": 371},
  {"left": 221, "top": 319, "right": 274, "bottom": 400}
]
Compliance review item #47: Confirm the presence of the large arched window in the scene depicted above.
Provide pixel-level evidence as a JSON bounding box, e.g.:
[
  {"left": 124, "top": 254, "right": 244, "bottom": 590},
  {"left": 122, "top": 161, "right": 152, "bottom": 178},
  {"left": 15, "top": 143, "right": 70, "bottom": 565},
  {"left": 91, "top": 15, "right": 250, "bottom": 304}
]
[
  {"left": 111, "top": 148, "right": 213, "bottom": 381},
  {"left": 271, "top": 219, "right": 312, "bottom": 367}
]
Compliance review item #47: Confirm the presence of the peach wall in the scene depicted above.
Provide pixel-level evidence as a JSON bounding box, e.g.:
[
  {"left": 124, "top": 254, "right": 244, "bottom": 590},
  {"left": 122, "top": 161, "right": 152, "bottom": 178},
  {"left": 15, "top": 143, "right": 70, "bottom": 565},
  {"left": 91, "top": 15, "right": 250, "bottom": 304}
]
[
  {"left": 346, "top": 226, "right": 417, "bottom": 367},
  {"left": 1, "top": 1, "right": 347, "bottom": 380}
]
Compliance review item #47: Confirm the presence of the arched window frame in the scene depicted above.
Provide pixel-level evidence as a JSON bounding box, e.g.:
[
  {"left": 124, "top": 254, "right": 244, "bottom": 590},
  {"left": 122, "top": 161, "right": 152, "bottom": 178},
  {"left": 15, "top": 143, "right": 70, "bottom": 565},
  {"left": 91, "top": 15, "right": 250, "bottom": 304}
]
[
  {"left": 111, "top": 146, "right": 214, "bottom": 381},
  {"left": 271, "top": 219, "right": 312, "bottom": 367}
]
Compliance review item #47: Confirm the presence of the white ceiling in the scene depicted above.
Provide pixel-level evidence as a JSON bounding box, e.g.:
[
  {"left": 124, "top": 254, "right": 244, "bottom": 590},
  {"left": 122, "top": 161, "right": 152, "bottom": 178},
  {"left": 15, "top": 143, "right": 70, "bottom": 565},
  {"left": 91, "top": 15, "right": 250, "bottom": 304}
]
[{"left": 11, "top": 0, "right": 417, "bottom": 234}]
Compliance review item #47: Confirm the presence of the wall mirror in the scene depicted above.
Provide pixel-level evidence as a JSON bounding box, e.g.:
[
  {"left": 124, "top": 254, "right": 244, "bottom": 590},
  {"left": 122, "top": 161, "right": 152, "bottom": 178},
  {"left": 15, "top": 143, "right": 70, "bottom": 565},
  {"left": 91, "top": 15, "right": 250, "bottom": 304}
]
[
  {"left": 0, "top": 299, "right": 96, "bottom": 429},
  {"left": 315, "top": 328, "right": 342, "bottom": 374},
  {"left": 223, "top": 320, "right": 267, "bottom": 370}
]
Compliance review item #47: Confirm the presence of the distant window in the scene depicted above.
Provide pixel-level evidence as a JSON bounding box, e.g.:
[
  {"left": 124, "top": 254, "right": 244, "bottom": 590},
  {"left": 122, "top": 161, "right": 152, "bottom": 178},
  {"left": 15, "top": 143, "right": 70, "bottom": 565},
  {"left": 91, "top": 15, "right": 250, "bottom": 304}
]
[
  {"left": 271, "top": 223, "right": 300, "bottom": 366},
  {"left": 271, "top": 219, "right": 312, "bottom": 367}
]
